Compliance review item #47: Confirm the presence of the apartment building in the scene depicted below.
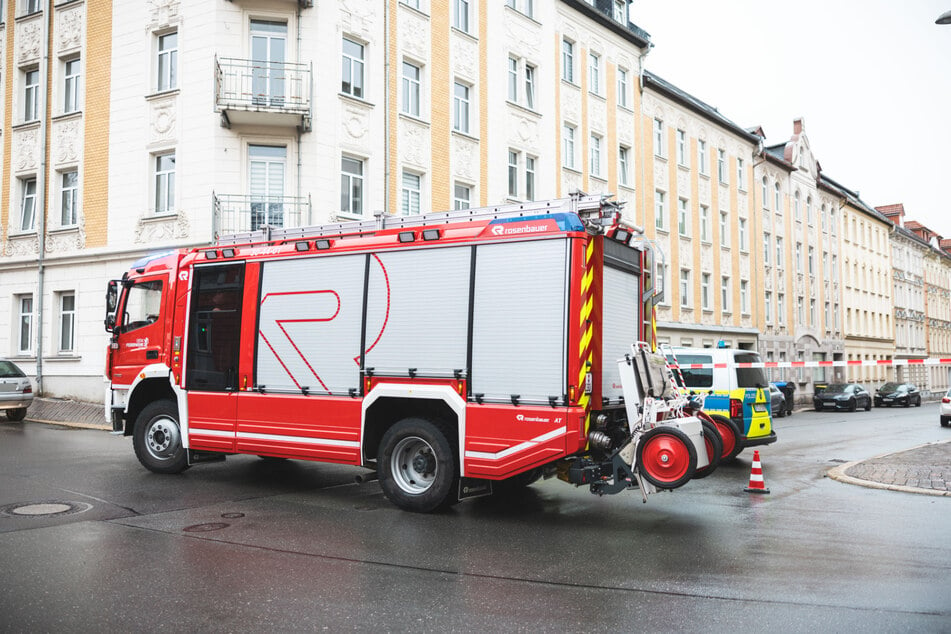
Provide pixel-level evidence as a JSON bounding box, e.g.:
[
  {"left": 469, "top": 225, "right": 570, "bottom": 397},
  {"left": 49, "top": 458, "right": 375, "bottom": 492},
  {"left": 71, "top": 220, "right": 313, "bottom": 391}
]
[
  {"left": 640, "top": 71, "right": 762, "bottom": 351},
  {"left": 904, "top": 221, "right": 951, "bottom": 393}
]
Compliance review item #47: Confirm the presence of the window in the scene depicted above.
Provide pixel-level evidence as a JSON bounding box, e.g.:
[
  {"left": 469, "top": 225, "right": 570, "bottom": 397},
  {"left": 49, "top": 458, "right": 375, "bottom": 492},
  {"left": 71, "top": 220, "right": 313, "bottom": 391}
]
[
  {"left": 654, "top": 191, "right": 667, "bottom": 231},
  {"left": 562, "top": 39, "right": 574, "bottom": 82},
  {"left": 765, "top": 291, "right": 772, "bottom": 322},
  {"left": 678, "top": 198, "right": 689, "bottom": 236},
  {"left": 154, "top": 152, "right": 175, "bottom": 214},
  {"left": 341, "top": 37, "right": 365, "bottom": 98},
  {"left": 657, "top": 264, "right": 668, "bottom": 306},
  {"left": 340, "top": 155, "right": 364, "bottom": 215},
  {"left": 505, "top": 0, "right": 534, "bottom": 17},
  {"left": 588, "top": 52, "right": 601, "bottom": 95},
  {"left": 524, "top": 63, "right": 535, "bottom": 109},
  {"left": 23, "top": 0, "right": 42, "bottom": 14},
  {"left": 740, "top": 280, "right": 749, "bottom": 314},
  {"left": 701, "top": 273, "right": 711, "bottom": 310},
  {"left": 157, "top": 32, "right": 178, "bottom": 91},
  {"left": 507, "top": 56, "right": 518, "bottom": 102},
  {"left": 617, "top": 67, "right": 629, "bottom": 107},
  {"left": 794, "top": 190, "right": 801, "bottom": 221},
  {"left": 717, "top": 149, "right": 727, "bottom": 183},
  {"left": 454, "top": 183, "right": 471, "bottom": 210},
  {"left": 613, "top": 0, "right": 627, "bottom": 22},
  {"left": 810, "top": 298, "right": 816, "bottom": 326},
  {"left": 249, "top": 145, "right": 286, "bottom": 229},
  {"left": 508, "top": 150, "right": 519, "bottom": 198},
  {"left": 24, "top": 68, "right": 40, "bottom": 122},
  {"left": 737, "top": 157, "right": 745, "bottom": 189},
  {"left": 776, "top": 237, "right": 784, "bottom": 269},
  {"left": 763, "top": 233, "right": 771, "bottom": 266},
  {"left": 525, "top": 155, "right": 536, "bottom": 201},
  {"left": 719, "top": 211, "right": 729, "bottom": 247},
  {"left": 453, "top": 81, "right": 470, "bottom": 133},
  {"left": 60, "top": 171, "right": 78, "bottom": 226},
  {"left": 808, "top": 246, "right": 815, "bottom": 276},
  {"left": 63, "top": 58, "right": 81, "bottom": 113},
  {"left": 680, "top": 269, "right": 691, "bottom": 307},
  {"left": 589, "top": 134, "right": 602, "bottom": 177},
  {"left": 698, "top": 139, "right": 708, "bottom": 175},
  {"left": 618, "top": 146, "right": 630, "bottom": 186},
  {"left": 18, "top": 295, "right": 33, "bottom": 355},
  {"left": 778, "top": 293, "right": 785, "bottom": 320},
  {"left": 762, "top": 177, "right": 769, "bottom": 209},
  {"left": 721, "top": 276, "right": 731, "bottom": 312},
  {"left": 807, "top": 196, "right": 814, "bottom": 225},
  {"left": 401, "top": 171, "right": 421, "bottom": 216},
  {"left": 797, "top": 296, "right": 804, "bottom": 323},
  {"left": 774, "top": 182, "right": 781, "bottom": 212},
  {"left": 738, "top": 218, "right": 748, "bottom": 251},
  {"left": 676, "top": 129, "right": 687, "bottom": 166},
  {"left": 453, "top": 0, "right": 470, "bottom": 32},
  {"left": 402, "top": 0, "right": 421, "bottom": 8},
  {"left": 563, "top": 124, "right": 575, "bottom": 169},
  {"left": 700, "top": 205, "right": 711, "bottom": 242},
  {"left": 20, "top": 178, "right": 37, "bottom": 231},
  {"left": 401, "top": 61, "right": 421, "bottom": 116},
  {"left": 653, "top": 119, "right": 665, "bottom": 157},
  {"left": 58, "top": 292, "right": 75, "bottom": 353}
]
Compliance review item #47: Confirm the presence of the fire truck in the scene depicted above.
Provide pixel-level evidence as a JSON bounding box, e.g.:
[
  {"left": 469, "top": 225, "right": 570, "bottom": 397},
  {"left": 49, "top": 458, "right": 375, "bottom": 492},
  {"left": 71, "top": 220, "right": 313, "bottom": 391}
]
[{"left": 104, "top": 192, "right": 719, "bottom": 512}]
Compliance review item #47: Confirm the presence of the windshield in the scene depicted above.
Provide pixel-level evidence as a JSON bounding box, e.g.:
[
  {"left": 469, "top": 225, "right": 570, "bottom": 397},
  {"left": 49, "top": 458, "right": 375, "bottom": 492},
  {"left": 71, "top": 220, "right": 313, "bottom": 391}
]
[
  {"left": 120, "top": 280, "right": 164, "bottom": 333},
  {"left": 880, "top": 382, "right": 900, "bottom": 392},
  {"left": 824, "top": 383, "right": 848, "bottom": 392},
  {"left": 734, "top": 353, "right": 767, "bottom": 388}
]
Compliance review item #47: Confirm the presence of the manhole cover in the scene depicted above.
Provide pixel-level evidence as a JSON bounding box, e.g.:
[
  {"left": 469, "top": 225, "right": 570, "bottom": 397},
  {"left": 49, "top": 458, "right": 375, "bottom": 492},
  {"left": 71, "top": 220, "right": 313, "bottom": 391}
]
[
  {"left": 0, "top": 501, "right": 92, "bottom": 517},
  {"left": 183, "top": 522, "right": 230, "bottom": 532}
]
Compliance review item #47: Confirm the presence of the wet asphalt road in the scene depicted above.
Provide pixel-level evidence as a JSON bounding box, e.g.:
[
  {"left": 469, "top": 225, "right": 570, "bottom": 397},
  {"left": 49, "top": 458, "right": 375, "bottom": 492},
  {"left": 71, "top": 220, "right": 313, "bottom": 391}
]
[{"left": 0, "top": 404, "right": 949, "bottom": 632}]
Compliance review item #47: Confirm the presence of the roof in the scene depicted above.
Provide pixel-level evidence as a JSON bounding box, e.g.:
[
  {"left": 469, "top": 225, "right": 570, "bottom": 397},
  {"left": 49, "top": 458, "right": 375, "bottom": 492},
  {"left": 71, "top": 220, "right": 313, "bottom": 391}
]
[
  {"left": 560, "top": 0, "right": 651, "bottom": 49},
  {"left": 642, "top": 71, "right": 760, "bottom": 145},
  {"left": 818, "top": 173, "right": 890, "bottom": 225}
]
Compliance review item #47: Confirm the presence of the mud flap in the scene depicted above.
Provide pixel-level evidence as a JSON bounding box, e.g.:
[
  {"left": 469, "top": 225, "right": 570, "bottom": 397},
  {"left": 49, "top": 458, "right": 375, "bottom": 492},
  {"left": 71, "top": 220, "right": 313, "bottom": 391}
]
[{"left": 458, "top": 477, "right": 492, "bottom": 500}]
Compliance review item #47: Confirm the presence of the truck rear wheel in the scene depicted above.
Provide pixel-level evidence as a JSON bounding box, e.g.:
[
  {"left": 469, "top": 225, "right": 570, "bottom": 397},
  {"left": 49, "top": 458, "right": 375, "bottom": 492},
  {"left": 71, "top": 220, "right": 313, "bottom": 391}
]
[
  {"left": 378, "top": 418, "right": 457, "bottom": 513},
  {"left": 636, "top": 426, "right": 697, "bottom": 489},
  {"left": 692, "top": 418, "right": 722, "bottom": 479},
  {"left": 133, "top": 399, "right": 189, "bottom": 474}
]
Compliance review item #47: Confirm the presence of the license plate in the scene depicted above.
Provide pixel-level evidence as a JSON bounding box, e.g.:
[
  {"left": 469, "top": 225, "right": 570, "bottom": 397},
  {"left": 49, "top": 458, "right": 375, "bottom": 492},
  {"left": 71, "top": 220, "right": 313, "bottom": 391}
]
[
  {"left": 883, "top": 398, "right": 892, "bottom": 402},
  {"left": 754, "top": 403, "right": 767, "bottom": 412}
]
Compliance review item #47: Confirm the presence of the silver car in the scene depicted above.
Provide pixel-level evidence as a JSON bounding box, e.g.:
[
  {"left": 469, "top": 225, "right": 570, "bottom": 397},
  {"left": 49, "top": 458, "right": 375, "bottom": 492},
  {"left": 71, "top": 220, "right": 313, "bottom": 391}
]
[
  {"left": 0, "top": 359, "right": 33, "bottom": 421},
  {"left": 941, "top": 388, "right": 951, "bottom": 428}
]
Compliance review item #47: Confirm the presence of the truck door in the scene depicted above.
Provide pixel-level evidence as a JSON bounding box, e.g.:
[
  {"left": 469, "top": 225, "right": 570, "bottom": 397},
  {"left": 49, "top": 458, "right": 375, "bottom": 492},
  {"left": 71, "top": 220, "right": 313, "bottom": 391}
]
[
  {"left": 184, "top": 263, "right": 245, "bottom": 452},
  {"left": 110, "top": 278, "right": 167, "bottom": 388}
]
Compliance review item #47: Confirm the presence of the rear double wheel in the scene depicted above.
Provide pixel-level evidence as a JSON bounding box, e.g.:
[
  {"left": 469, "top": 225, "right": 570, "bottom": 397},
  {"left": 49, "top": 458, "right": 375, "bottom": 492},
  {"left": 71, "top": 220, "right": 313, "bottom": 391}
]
[
  {"left": 636, "top": 426, "right": 697, "bottom": 489},
  {"left": 378, "top": 418, "right": 457, "bottom": 513}
]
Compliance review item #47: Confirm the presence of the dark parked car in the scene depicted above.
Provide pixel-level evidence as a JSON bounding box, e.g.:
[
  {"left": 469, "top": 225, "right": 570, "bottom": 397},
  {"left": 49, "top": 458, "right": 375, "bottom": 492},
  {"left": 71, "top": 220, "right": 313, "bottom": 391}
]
[
  {"left": 874, "top": 382, "right": 921, "bottom": 408},
  {"left": 0, "top": 359, "right": 33, "bottom": 421},
  {"left": 769, "top": 382, "right": 786, "bottom": 418},
  {"left": 813, "top": 383, "right": 871, "bottom": 412}
]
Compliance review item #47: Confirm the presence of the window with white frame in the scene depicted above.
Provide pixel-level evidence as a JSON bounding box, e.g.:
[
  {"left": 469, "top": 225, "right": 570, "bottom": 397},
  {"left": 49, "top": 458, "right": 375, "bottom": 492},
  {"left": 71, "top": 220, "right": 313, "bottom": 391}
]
[
  {"left": 795, "top": 242, "right": 802, "bottom": 270},
  {"left": 721, "top": 276, "right": 731, "bottom": 313},
  {"left": 23, "top": 0, "right": 41, "bottom": 15},
  {"left": 676, "top": 129, "right": 687, "bottom": 166},
  {"left": 762, "top": 176, "right": 769, "bottom": 209},
  {"left": 794, "top": 190, "right": 801, "bottom": 221},
  {"left": 678, "top": 198, "right": 689, "bottom": 236},
  {"left": 776, "top": 236, "right": 784, "bottom": 269},
  {"left": 700, "top": 205, "right": 710, "bottom": 242},
  {"left": 562, "top": 39, "right": 574, "bottom": 83},
  {"left": 589, "top": 134, "right": 602, "bottom": 177},
  {"left": 810, "top": 298, "right": 816, "bottom": 326},
  {"left": 588, "top": 52, "right": 601, "bottom": 95},
  {"left": 613, "top": 0, "right": 627, "bottom": 22},
  {"left": 453, "top": 81, "right": 470, "bottom": 133},
  {"left": 654, "top": 190, "right": 667, "bottom": 231},
  {"left": 505, "top": 0, "right": 534, "bottom": 17},
  {"left": 807, "top": 196, "right": 814, "bottom": 225},
  {"left": 738, "top": 217, "right": 748, "bottom": 251},
  {"left": 719, "top": 210, "right": 729, "bottom": 247},
  {"left": 401, "top": 0, "right": 421, "bottom": 9},
  {"left": 774, "top": 182, "right": 782, "bottom": 212},
  {"left": 20, "top": 177, "right": 37, "bottom": 231},
  {"left": 653, "top": 118, "right": 665, "bottom": 157},
  {"left": 737, "top": 157, "right": 745, "bottom": 189},
  {"left": 701, "top": 273, "right": 711, "bottom": 310},
  {"left": 525, "top": 155, "right": 536, "bottom": 201},
  {"left": 618, "top": 146, "right": 630, "bottom": 186},
  {"left": 778, "top": 293, "right": 785, "bottom": 320},
  {"left": 63, "top": 57, "right": 81, "bottom": 113},
  {"left": 401, "top": 61, "right": 421, "bottom": 117},
  {"left": 765, "top": 291, "right": 772, "bottom": 322},
  {"left": 341, "top": 37, "right": 365, "bottom": 98},
  {"left": 563, "top": 123, "right": 575, "bottom": 169},
  {"left": 507, "top": 56, "right": 518, "bottom": 102},
  {"left": 508, "top": 150, "right": 519, "bottom": 198},
  {"left": 23, "top": 68, "right": 39, "bottom": 122},
  {"left": 763, "top": 232, "right": 771, "bottom": 266},
  {"left": 797, "top": 296, "right": 804, "bottom": 323},
  {"left": 680, "top": 269, "right": 691, "bottom": 307},
  {"left": 454, "top": 182, "right": 471, "bottom": 210},
  {"left": 453, "top": 0, "right": 470, "bottom": 32},
  {"left": 524, "top": 62, "right": 536, "bottom": 109},
  {"left": 153, "top": 152, "right": 175, "bottom": 214},
  {"left": 157, "top": 31, "right": 178, "bottom": 91},
  {"left": 340, "top": 155, "right": 364, "bottom": 216},
  {"left": 401, "top": 171, "right": 421, "bottom": 216},
  {"left": 698, "top": 139, "right": 708, "bottom": 175},
  {"left": 17, "top": 295, "right": 33, "bottom": 355},
  {"left": 60, "top": 170, "right": 78, "bottom": 226},
  {"left": 808, "top": 246, "right": 815, "bottom": 276},
  {"left": 617, "top": 67, "right": 628, "bottom": 108},
  {"left": 58, "top": 292, "right": 75, "bottom": 353},
  {"left": 717, "top": 148, "right": 727, "bottom": 183},
  {"left": 740, "top": 280, "right": 749, "bottom": 314}
]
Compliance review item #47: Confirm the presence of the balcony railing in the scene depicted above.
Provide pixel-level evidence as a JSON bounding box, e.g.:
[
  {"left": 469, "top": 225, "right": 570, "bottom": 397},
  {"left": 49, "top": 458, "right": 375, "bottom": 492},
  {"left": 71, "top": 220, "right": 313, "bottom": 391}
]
[
  {"left": 214, "top": 56, "right": 312, "bottom": 131},
  {"left": 213, "top": 193, "right": 312, "bottom": 240}
]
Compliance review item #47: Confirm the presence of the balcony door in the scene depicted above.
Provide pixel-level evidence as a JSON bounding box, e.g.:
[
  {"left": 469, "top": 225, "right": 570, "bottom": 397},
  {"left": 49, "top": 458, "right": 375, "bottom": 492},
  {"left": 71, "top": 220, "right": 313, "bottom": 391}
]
[
  {"left": 251, "top": 19, "right": 287, "bottom": 106},
  {"left": 250, "top": 145, "right": 286, "bottom": 230}
]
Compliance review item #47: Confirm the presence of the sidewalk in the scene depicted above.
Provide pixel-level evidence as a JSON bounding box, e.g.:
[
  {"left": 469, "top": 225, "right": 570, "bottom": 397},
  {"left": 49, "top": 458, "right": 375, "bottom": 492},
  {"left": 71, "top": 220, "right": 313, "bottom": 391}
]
[{"left": 24, "top": 396, "right": 109, "bottom": 430}]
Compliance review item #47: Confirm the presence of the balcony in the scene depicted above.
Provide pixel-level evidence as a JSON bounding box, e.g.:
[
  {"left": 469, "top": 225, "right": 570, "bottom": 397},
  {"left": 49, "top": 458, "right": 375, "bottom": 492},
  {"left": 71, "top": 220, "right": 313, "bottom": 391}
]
[
  {"left": 215, "top": 57, "right": 312, "bottom": 131},
  {"left": 213, "top": 193, "right": 312, "bottom": 240}
]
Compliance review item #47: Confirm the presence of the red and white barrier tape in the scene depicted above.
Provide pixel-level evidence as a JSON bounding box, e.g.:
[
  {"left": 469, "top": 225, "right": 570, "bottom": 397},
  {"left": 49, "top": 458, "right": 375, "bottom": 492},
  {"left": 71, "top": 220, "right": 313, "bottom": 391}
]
[{"left": 670, "top": 358, "right": 951, "bottom": 370}]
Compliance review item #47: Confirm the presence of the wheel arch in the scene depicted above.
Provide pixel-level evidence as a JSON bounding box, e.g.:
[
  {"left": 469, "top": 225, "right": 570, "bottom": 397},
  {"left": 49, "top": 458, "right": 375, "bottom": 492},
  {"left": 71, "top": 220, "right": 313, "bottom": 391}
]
[{"left": 124, "top": 371, "right": 178, "bottom": 437}]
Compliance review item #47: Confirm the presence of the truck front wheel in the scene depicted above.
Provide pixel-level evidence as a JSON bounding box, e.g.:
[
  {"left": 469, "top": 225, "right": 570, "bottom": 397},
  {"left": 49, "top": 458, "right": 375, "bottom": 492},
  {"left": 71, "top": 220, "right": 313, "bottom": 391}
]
[
  {"left": 378, "top": 418, "right": 456, "bottom": 513},
  {"left": 133, "top": 399, "right": 189, "bottom": 474}
]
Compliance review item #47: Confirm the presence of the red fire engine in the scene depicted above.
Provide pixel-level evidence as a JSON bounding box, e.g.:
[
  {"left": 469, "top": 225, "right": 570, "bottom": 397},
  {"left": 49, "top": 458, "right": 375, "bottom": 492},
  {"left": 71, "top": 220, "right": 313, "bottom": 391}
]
[{"left": 104, "top": 193, "right": 718, "bottom": 512}]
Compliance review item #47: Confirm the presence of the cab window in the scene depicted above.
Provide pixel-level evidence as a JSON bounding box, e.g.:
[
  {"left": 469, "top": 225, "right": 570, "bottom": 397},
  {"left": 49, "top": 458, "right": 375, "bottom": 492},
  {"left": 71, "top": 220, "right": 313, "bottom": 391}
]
[
  {"left": 120, "top": 280, "right": 163, "bottom": 333},
  {"left": 675, "top": 354, "right": 713, "bottom": 388},
  {"left": 734, "top": 353, "right": 768, "bottom": 388}
]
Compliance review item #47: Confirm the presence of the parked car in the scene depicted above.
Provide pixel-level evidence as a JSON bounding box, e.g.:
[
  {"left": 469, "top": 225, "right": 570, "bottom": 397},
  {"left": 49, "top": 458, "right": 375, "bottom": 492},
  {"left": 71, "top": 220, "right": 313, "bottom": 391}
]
[
  {"left": 941, "top": 389, "right": 951, "bottom": 427},
  {"left": 769, "top": 382, "right": 786, "bottom": 418},
  {"left": 0, "top": 359, "right": 33, "bottom": 421},
  {"left": 813, "top": 383, "right": 871, "bottom": 412},
  {"left": 874, "top": 382, "right": 921, "bottom": 408}
]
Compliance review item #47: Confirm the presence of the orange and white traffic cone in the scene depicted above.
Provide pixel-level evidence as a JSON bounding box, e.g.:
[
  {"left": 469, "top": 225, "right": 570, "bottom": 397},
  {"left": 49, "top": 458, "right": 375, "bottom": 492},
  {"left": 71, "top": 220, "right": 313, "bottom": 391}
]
[{"left": 744, "top": 450, "right": 770, "bottom": 494}]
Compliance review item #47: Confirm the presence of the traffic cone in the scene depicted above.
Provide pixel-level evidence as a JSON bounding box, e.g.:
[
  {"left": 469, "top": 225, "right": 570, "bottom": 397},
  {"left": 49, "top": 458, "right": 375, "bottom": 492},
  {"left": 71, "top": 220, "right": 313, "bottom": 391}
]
[{"left": 744, "top": 450, "right": 770, "bottom": 494}]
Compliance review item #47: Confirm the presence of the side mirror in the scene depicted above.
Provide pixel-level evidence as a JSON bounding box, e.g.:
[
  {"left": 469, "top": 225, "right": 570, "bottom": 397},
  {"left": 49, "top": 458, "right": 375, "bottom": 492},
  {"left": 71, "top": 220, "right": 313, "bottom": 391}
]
[{"left": 105, "top": 280, "right": 119, "bottom": 332}]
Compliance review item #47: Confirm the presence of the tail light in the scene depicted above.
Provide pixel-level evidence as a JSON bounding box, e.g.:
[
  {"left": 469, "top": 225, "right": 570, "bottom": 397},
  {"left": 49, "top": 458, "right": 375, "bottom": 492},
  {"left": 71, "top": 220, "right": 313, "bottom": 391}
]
[
  {"left": 943, "top": 397, "right": 951, "bottom": 404},
  {"left": 23, "top": 386, "right": 32, "bottom": 394},
  {"left": 730, "top": 398, "right": 743, "bottom": 419}
]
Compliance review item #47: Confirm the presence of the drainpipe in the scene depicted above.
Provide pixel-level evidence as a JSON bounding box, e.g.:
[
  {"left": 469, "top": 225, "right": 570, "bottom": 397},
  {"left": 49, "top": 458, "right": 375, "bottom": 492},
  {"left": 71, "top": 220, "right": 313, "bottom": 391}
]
[
  {"left": 35, "top": 0, "right": 52, "bottom": 395},
  {"left": 383, "top": 1, "right": 390, "bottom": 215},
  {"left": 296, "top": 3, "right": 303, "bottom": 220},
  {"left": 636, "top": 42, "right": 652, "bottom": 234}
]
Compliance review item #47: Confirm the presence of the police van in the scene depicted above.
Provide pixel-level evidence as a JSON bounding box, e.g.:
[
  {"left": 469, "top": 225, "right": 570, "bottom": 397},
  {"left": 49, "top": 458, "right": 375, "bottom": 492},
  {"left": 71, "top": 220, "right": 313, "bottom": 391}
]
[{"left": 667, "top": 346, "right": 777, "bottom": 461}]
